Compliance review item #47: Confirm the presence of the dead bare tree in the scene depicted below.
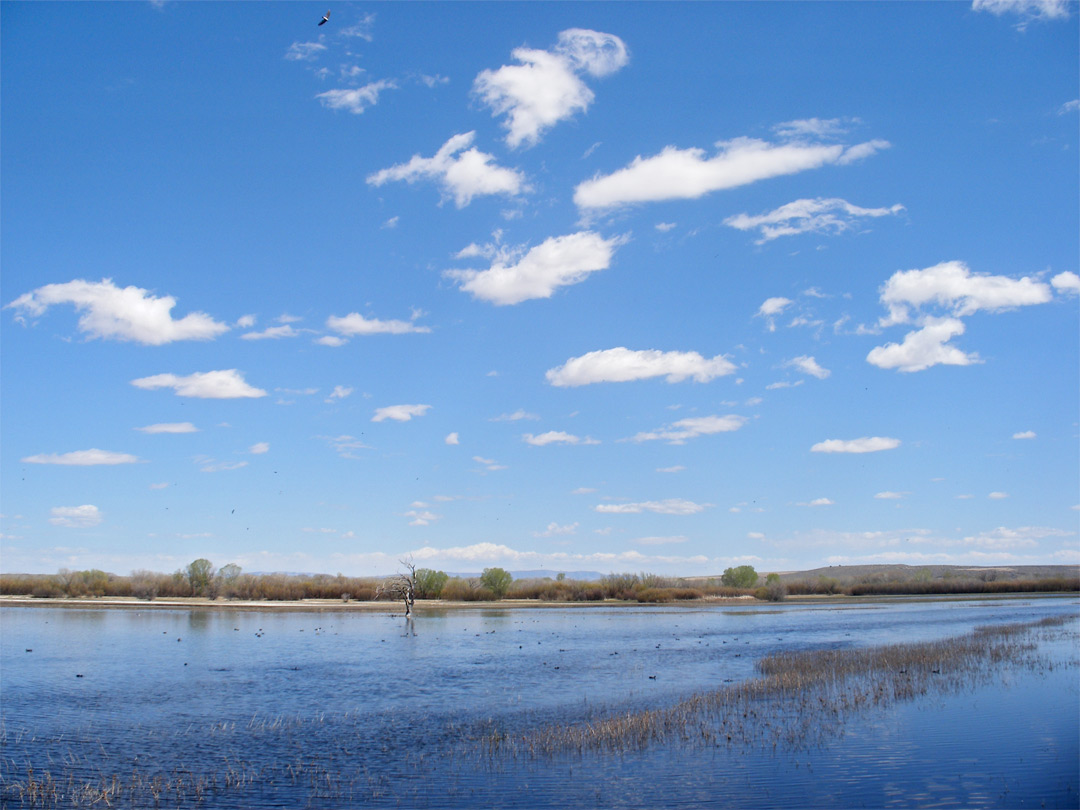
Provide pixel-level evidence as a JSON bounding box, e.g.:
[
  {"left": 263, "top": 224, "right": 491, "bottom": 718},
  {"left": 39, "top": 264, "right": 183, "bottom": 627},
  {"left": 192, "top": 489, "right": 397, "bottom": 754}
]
[{"left": 376, "top": 558, "right": 416, "bottom": 617}]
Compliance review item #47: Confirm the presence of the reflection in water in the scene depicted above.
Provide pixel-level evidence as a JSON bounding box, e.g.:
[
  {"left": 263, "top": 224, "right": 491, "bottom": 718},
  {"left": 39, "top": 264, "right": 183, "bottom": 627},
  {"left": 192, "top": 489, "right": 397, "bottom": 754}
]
[{"left": 1, "top": 598, "right": 1076, "bottom": 808}]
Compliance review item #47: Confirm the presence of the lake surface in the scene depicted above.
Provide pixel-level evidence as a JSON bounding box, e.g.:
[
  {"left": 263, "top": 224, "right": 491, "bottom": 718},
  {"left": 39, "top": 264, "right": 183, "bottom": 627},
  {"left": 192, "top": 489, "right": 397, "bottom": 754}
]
[{"left": 2, "top": 596, "right": 1077, "bottom": 808}]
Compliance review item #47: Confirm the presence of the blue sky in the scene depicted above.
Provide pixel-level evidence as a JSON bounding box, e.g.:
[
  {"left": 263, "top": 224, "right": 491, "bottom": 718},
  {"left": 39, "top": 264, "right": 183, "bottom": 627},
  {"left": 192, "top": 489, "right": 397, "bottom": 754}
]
[{"left": 2, "top": 1, "right": 1077, "bottom": 578}]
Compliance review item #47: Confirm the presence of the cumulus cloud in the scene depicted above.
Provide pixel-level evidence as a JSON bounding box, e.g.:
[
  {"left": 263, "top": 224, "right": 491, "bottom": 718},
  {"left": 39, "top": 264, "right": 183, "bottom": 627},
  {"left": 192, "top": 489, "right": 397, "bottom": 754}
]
[
  {"left": 866, "top": 317, "right": 979, "bottom": 373},
  {"left": 627, "top": 414, "right": 746, "bottom": 444},
  {"left": 874, "top": 491, "right": 906, "bottom": 499},
  {"left": 724, "top": 198, "right": 904, "bottom": 244},
  {"left": 1012, "top": 430, "right": 1037, "bottom": 439},
  {"left": 797, "top": 497, "right": 834, "bottom": 507},
  {"left": 372, "top": 404, "right": 431, "bottom": 422},
  {"left": 811, "top": 437, "right": 901, "bottom": 454},
  {"left": 877, "top": 261, "right": 1052, "bottom": 326},
  {"left": 785, "top": 355, "right": 830, "bottom": 379},
  {"left": 490, "top": 409, "right": 540, "bottom": 422},
  {"left": 325, "top": 385, "right": 353, "bottom": 402},
  {"left": 367, "top": 132, "right": 528, "bottom": 207},
  {"left": 131, "top": 369, "right": 267, "bottom": 399},
  {"left": 1051, "top": 271, "right": 1080, "bottom": 293},
  {"left": 546, "top": 347, "right": 736, "bottom": 386},
  {"left": 595, "top": 498, "right": 709, "bottom": 515},
  {"left": 473, "top": 455, "right": 507, "bottom": 471},
  {"left": 5, "top": 279, "right": 228, "bottom": 345},
  {"left": 522, "top": 431, "right": 598, "bottom": 446},
  {"left": 445, "top": 231, "right": 624, "bottom": 305},
  {"left": 249, "top": 442, "right": 270, "bottom": 454},
  {"left": 23, "top": 449, "right": 141, "bottom": 465},
  {"left": 474, "top": 28, "right": 628, "bottom": 148},
  {"left": 316, "top": 79, "right": 397, "bottom": 114},
  {"left": 445, "top": 432, "right": 460, "bottom": 445},
  {"left": 135, "top": 422, "right": 199, "bottom": 434},
  {"left": 574, "top": 135, "right": 889, "bottom": 210},
  {"left": 49, "top": 505, "right": 103, "bottom": 528}
]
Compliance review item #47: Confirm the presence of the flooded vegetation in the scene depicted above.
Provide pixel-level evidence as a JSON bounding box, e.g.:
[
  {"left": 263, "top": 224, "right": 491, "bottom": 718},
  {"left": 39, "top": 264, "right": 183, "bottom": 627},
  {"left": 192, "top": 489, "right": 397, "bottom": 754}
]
[{"left": 2, "top": 598, "right": 1077, "bottom": 808}]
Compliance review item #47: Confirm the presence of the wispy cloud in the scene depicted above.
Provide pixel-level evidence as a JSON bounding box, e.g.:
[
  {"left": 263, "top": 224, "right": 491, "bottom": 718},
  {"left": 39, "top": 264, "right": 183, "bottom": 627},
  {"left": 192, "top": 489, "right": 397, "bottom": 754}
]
[
  {"left": 627, "top": 414, "right": 746, "bottom": 444},
  {"left": 595, "top": 498, "right": 710, "bottom": 515},
  {"left": 725, "top": 198, "right": 904, "bottom": 244},
  {"left": 574, "top": 133, "right": 889, "bottom": 210},
  {"left": 49, "top": 505, "right": 103, "bottom": 528}
]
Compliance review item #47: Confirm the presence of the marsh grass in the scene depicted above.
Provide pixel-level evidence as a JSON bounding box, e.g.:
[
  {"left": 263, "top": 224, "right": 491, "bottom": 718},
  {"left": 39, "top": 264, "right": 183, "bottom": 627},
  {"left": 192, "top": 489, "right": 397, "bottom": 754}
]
[{"left": 481, "top": 615, "right": 1075, "bottom": 757}]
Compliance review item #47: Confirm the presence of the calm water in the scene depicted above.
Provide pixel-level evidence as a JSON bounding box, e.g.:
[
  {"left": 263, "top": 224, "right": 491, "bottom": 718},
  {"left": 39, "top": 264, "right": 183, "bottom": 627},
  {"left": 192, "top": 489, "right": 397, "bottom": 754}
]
[{"left": 1, "top": 597, "right": 1077, "bottom": 808}]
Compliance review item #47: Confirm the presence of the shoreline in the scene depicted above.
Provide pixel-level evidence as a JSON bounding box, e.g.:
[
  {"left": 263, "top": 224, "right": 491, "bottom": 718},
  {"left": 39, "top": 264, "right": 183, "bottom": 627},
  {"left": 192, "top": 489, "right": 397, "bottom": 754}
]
[{"left": 1, "top": 592, "right": 1074, "bottom": 613}]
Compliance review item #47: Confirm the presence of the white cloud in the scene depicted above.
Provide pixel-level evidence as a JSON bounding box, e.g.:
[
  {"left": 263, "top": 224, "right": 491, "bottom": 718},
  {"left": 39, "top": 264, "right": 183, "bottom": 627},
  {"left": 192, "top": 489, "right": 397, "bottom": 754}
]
[
  {"left": 23, "top": 449, "right": 141, "bottom": 466},
  {"left": 772, "top": 117, "right": 855, "bottom": 139},
  {"left": 445, "top": 231, "right": 624, "bottom": 306},
  {"left": 241, "top": 324, "right": 301, "bottom": 340},
  {"left": 372, "top": 404, "right": 431, "bottom": 422},
  {"left": 473, "top": 455, "right": 507, "bottom": 471},
  {"left": 874, "top": 491, "right": 906, "bottom": 500},
  {"left": 249, "top": 442, "right": 270, "bottom": 454},
  {"left": 325, "top": 312, "right": 430, "bottom": 337},
  {"left": 766, "top": 380, "right": 804, "bottom": 390},
  {"left": 655, "top": 222, "right": 677, "bottom": 232},
  {"left": 533, "top": 521, "right": 579, "bottom": 538},
  {"left": 135, "top": 422, "right": 199, "bottom": 434},
  {"left": 657, "top": 465, "right": 686, "bottom": 473},
  {"left": 1051, "top": 271, "right": 1080, "bottom": 293},
  {"left": 6, "top": 278, "right": 228, "bottom": 345},
  {"left": 866, "top": 317, "right": 979, "bottom": 373},
  {"left": 490, "top": 409, "right": 540, "bottom": 422},
  {"left": 573, "top": 135, "right": 889, "bottom": 210},
  {"left": 445, "top": 432, "right": 460, "bottom": 445},
  {"left": 236, "top": 314, "right": 257, "bottom": 328},
  {"left": 756, "top": 297, "right": 793, "bottom": 331},
  {"left": 724, "top": 198, "right": 904, "bottom": 244},
  {"left": 285, "top": 40, "right": 327, "bottom": 61},
  {"left": 49, "top": 505, "right": 103, "bottom": 529},
  {"left": 316, "top": 336, "right": 347, "bottom": 347},
  {"left": 474, "top": 28, "right": 628, "bottom": 148},
  {"left": 316, "top": 80, "right": 397, "bottom": 114},
  {"left": 522, "top": 431, "right": 598, "bottom": 446},
  {"left": 878, "top": 261, "right": 1052, "bottom": 326},
  {"left": 404, "top": 509, "right": 442, "bottom": 527},
  {"left": 627, "top": 414, "right": 746, "bottom": 444},
  {"left": 988, "top": 491, "right": 1010, "bottom": 500},
  {"left": 325, "top": 385, "right": 353, "bottom": 403},
  {"left": 811, "top": 437, "right": 901, "bottom": 454},
  {"left": 1013, "top": 430, "right": 1037, "bottom": 440},
  {"left": 546, "top": 347, "right": 736, "bottom": 386},
  {"left": 797, "top": 497, "right": 834, "bottom": 507},
  {"left": 595, "top": 498, "right": 710, "bottom": 515},
  {"left": 367, "top": 132, "right": 528, "bottom": 208},
  {"left": 131, "top": 369, "right": 267, "bottom": 399},
  {"left": 971, "top": 0, "right": 1070, "bottom": 26},
  {"left": 785, "top": 355, "right": 830, "bottom": 379},
  {"left": 1059, "top": 99, "right": 1080, "bottom": 115}
]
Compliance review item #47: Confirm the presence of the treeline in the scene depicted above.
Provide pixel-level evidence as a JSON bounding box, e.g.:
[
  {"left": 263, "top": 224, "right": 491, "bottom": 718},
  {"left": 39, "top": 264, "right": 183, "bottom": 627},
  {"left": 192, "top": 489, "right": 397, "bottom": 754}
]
[{"left": 1, "top": 564, "right": 1075, "bottom": 603}]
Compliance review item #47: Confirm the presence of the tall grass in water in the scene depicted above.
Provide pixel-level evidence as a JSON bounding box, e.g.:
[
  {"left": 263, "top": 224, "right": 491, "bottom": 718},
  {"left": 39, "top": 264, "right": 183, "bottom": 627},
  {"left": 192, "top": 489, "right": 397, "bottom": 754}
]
[{"left": 484, "top": 615, "right": 1074, "bottom": 757}]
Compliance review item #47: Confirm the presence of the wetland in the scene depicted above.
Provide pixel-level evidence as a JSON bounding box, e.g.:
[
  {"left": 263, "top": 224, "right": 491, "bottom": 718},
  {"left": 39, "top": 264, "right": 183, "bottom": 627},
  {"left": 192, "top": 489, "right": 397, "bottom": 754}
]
[{"left": 1, "top": 596, "right": 1077, "bottom": 808}]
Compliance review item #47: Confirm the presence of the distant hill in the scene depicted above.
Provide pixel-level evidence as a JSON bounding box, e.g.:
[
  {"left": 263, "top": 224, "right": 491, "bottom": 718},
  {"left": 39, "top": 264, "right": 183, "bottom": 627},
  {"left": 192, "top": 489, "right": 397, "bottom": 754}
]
[{"left": 686, "top": 563, "right": 1079, "bottom": 586}]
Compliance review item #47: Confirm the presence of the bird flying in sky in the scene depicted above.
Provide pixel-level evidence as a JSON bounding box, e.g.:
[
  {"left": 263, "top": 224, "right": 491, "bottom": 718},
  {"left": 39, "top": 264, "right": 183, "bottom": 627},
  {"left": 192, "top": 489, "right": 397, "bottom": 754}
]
[{"left": 318, "top": 10, "right": 330, "bottom": 26}]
